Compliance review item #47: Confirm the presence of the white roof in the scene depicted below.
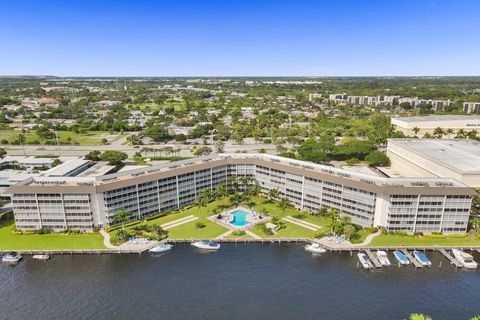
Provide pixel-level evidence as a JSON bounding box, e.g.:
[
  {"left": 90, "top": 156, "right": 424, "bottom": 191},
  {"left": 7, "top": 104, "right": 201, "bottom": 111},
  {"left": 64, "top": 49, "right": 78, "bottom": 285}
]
[{"left": 389, "top": 139, "right": 480, "bottom": 174}]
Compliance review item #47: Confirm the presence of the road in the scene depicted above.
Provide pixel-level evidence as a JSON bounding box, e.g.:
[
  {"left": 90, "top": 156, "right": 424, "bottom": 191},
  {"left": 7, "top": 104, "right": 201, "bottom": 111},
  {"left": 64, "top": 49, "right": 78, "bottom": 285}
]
[{"left": 2, "top": 143, "right": 285, "bottom": 157}]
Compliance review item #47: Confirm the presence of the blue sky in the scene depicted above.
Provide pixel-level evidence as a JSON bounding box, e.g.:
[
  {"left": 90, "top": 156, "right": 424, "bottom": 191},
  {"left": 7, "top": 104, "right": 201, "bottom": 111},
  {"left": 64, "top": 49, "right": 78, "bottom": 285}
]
[{"left": 1, "top": 0, "right": 479, "bottom": 76}]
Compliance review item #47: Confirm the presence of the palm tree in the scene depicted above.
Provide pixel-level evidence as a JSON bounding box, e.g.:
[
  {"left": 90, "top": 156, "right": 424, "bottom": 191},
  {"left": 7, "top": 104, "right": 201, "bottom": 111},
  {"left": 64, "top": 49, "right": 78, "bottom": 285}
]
[
  {"left": 114, "top": 210, "right": 131, "bottom": 231},
  {"left": 445, "top": 128, "right": 454, "bottom": 137},
  {"left": 409, "top": 314, "right": 432, "bottom": 320},
  {"left": 194, "top": 197, "right": 206, "bottom": 214},
  {"left": 268, "top": 188, "right": 279, "bottom": 201},
  {"left": 456, "top": 129, "right": 467, "bottom": 139},
  {"left": 343, "top": 224, "right": 355, "bottom": 240},
  {"left": 433, "top": 127, "right": 445, "bottom": 138},
  {"left": 277, "top": 197, "right": 292, "bottom": 216},
  {"left": 249, "top": 184, "right": 261, "bottom": 197},
  {"left": 227, "top": 176, "right": 239, "bottom": 194},
  {"left": 412, "top": 126, "right": 420, "bottom": 137},
  {"left": 230, "top": 193, "right": 243, "bottom": 207},
  {"left": 200, "top": 189, "right": 213, "bottom": 203},
  {"left": 214, "top": 184, "right": 227, "bottom": 199},
  {"left": 316, "top": 207, "right": 328, "bottom": 217}
]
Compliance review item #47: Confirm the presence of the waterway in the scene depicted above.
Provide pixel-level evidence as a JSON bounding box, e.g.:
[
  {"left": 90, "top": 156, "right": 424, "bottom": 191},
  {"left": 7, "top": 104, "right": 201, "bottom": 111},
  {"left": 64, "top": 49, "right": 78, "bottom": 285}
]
[{"left": 0, "top": 243, "right": 479, "bottom": 319}]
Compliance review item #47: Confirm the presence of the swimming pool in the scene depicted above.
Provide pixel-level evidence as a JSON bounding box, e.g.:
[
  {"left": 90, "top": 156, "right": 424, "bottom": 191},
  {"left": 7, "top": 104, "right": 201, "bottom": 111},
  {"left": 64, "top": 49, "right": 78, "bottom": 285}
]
[{"left": 229, "top": 210, "right": 249, "bottom": 227}]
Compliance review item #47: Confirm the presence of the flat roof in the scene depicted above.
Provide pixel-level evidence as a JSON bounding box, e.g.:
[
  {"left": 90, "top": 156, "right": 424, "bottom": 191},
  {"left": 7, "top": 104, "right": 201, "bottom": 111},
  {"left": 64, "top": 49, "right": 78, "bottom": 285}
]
[
  {"left": 42, "top": 159, "right": 90, "bottom": 177},
  {"left": 21, "top": 153, "right": 468, "bottom": 189},
  {"left": 392, "top": 115, "right": 480, "bottom": 123},
  {"left": 388, "top": 139, "right": 480, "bottom": 174}
]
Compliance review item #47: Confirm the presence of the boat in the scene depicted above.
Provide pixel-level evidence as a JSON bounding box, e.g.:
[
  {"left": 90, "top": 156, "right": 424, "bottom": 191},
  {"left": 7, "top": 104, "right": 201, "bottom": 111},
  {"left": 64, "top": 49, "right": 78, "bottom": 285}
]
[
  {"left": 149, "top": 243, "right": 173, "bottom": 253},
  {"left": 191, "top": 240, "right": 221, "bottom": 250},
  {"left": 32, "top": 254, "right": 50, "bottom": 260},
  {"left": 452, "top": 249, "right": 478, "bottom": 269},
  {"left": 304, "top": 243, "right": 327, "bottom": 254},
  {"left": 2, "top": 253, "right": 22, "bottom": 264},
  {"left": 375, "top": 250, "right": 391, "bottom": 267},
  {"left": 413, "top": 250, "right": 431, "bottom": 267},
  {"left": 357, "top": 253, "right": 373, "bottom": 269},
  {"left": 393, "top": 250, "right": 410, "bottom": 265}
]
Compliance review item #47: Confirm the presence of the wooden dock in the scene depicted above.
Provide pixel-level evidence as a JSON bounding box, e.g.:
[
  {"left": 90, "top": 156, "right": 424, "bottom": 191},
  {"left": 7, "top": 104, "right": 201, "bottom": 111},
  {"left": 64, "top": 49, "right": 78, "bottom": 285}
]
[
  {"left": 438, "top": 249, "right": 463, "bottom": 268},
  {"left": 401, "top": 249, "right": 423, "bottom": 268},
  {"left": 364, "top": 249, "right": 382, "bottom": 268}
]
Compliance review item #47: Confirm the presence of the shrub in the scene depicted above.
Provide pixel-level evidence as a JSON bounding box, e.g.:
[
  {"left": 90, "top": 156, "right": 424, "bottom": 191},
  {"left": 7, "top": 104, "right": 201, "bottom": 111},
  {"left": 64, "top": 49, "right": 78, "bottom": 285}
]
[
  {"left": 195, "top": 222, "right": 206, "bottom": 229},
  {"left": 36, "top": 228, "right": 54, "bottom": 235},
  {"left": 446, "top": 233, "right": 469, "bottom": 238},
  {"left": 391, "top": 231, "right": 408, "bottom": 237},
  {"left": 23, "top": 230, "right": 36, "bottom": 235},
  {"left": 314, "top": 230, "right": 332, "bottom": 239},
  {"left": 232, "top": 230, "right": 246, "bottom": 236},
  {"left": 365, "top": 151, "right": 390, "bottom": 167}
]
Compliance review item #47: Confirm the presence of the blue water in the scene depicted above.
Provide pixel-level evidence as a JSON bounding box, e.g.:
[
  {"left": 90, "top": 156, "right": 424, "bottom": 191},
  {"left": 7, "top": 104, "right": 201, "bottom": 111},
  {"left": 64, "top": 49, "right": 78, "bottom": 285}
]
[{"left": 229, "top": 210, "right": 249, "bottom": 227}]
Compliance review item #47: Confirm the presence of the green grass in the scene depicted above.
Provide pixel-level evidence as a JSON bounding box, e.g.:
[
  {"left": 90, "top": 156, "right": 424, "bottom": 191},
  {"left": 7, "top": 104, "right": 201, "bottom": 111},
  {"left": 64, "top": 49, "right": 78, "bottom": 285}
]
[
  {"left": 167, "top": 220, "right": 228, "bottom": 239},
  {"left": 110, "top": 196, "right": 325, "bottom": 242},
  {"left": 0, "top": 220, "right": 106, "bottom": 250},
  {"left": 0, "top": 130, "right": 112, "bottom": 145},
  {"left": 369, "top": 234, "right": 480, "bottom": 247},
  {"left": 250, "top": 221, "right": 316, "bottom": 238},
  {"left": 226, "top": 233, "right": 252, "bottom": 239}
]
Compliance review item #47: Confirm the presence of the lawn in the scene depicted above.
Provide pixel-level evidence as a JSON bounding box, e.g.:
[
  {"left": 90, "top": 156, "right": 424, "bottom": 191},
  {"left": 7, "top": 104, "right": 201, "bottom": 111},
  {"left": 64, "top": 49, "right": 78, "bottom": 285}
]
[
  {"left": 110, "top": 196, "right": 319, "bottom": 241},
  {"left": 0, "top": 220, "right": 106, "bottom": 250},
  {"left": 369, "top": 234, "right": 480, "bottom": 247},
  {"left": 0, "top": 130, "right": 111, "bottom": 145},
  {"left": 167, "top": 220, "right": 228, "bottom": 239},
  {"left": 250, "top": 221, "right": 316, "bottom": 239}
]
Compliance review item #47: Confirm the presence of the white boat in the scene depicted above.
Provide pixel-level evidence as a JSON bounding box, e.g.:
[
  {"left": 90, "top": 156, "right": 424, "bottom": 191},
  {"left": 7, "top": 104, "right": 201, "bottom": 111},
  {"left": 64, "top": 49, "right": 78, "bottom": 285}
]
[
  {"left": 376, "top": 250, "right": 391, "bottom": 267},
  {"left": 413, "top": 250, "right": 432, "bottom": 267},
  {"left": 191, "top": 240, "right": 221, "bottom": 250},
  {"left": 452, "top": 249, "right": 478, "bottom": 269},
  {"left": 149, "top": 243, "right": 173, "bottom": 253},
  {"left": 32, "top": 254, "right": 50, "bottom": 260},
  {"left": 357, "top": 253, "right": 373, "bottom": 269},
  {"left": 2, "top": 253, "right": 22, "bottom": 264},
  {"left": 305, "top": 243, "right": 327, "bottom": 254}
]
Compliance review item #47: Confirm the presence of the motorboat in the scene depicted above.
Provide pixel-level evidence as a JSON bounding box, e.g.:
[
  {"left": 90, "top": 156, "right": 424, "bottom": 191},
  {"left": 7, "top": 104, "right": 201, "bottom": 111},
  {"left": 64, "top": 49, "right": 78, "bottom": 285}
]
[
  {"left": 32, "top": 254, "right": 50, "bottom": 260},
  {"left": 393, "top": 251, "right": 410, "bottom": 265},
  {"left": 376, "top": 250, "right": 391, "bottom": 267},
  {"left": 149, "top": 243, "right": 173, "bottom": 253},
  {"left": 452, "top": 249, "right": 478, "bottom": 269},
  {"left": 357, "top": 252, "right": 373, "bottom": 269},
  {"left": 2, "top": 253, "right": 22, "bottom": 264},
  {"left": 191, "top": 240, "right": 221, "bottom": 250},
  {"left": 413, "top": 250, "right": 431, "bottom": 267},
  {"left": 304, "top": 243, "right": 327, "bottom": 254}
]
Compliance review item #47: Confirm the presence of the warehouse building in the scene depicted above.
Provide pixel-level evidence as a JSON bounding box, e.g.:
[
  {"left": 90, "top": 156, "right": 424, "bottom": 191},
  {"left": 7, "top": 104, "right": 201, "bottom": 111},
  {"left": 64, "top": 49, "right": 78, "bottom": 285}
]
[{"left": 391, "top": 115, "right": 480, "bottom": 136}]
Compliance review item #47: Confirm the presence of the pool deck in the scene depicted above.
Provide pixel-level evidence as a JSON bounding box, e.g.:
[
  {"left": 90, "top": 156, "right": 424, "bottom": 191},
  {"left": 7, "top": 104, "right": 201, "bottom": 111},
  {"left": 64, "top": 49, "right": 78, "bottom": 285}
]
[{"left": 207, "top": 206, "right": 271, "bottom": 232}]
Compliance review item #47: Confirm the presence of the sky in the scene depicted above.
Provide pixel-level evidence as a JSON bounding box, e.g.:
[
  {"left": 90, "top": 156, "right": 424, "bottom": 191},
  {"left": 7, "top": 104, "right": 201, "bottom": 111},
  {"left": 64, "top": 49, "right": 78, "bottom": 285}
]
[{"left": 1, "top": 0, "right": 479, "bottom": 76}]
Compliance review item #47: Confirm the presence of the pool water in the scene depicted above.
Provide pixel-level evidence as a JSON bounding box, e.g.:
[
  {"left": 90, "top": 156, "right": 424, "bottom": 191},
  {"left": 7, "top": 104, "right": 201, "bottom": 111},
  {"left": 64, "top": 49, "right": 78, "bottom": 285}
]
[{"left": 229, "top": 210, "right": 249, "bottom": 227}]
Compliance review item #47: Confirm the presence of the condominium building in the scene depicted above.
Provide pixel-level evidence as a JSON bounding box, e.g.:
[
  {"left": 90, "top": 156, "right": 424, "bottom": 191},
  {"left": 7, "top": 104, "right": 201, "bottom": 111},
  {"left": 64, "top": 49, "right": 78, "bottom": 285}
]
[
  {"left": 464, "top": 102, "right": 480, "bottom": 114},
  {"left": 7, "top": 154, "right": 475, "bottom": 234}
]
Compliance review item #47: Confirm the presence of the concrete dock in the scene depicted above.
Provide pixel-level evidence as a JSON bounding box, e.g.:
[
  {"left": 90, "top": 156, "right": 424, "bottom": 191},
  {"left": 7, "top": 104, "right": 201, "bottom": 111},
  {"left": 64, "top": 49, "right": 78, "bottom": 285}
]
[
  {"left": 365, "top": 249, "right": 382, "bottom": 268},
  {"left": 401, "top": 249, "right": 424, "bottom": 268},
  {"left": 438, "top": 249, "right": 463, "bottom": 268}
]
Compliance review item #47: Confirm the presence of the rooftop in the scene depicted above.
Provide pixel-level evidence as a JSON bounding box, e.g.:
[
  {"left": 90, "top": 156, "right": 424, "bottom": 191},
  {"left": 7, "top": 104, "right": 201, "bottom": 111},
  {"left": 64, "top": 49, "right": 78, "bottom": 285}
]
[
  {"left": 388, "top": 139, "right": 480, "bottom": 174},
  {"left": 392, "top": 115, "right": 480, "bottom": 123},
  {"left": 22, "top": 153, "right": 468, "bottom": 189}
]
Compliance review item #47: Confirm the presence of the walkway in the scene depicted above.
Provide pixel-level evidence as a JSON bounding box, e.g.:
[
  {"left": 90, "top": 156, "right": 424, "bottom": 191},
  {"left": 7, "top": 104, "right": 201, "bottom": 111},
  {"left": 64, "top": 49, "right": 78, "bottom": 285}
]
[
  {"left": 314, "top": 230, "right": 382, "bottom": 250},
  {"left": 283, "top": 216, "right": 321, "bottom": 231},
  {"left": 161, "top": 215, "right": 198, "bottom": 230},
  {"left": 99, "top": 229, "right": 118, "bottom": 249}
]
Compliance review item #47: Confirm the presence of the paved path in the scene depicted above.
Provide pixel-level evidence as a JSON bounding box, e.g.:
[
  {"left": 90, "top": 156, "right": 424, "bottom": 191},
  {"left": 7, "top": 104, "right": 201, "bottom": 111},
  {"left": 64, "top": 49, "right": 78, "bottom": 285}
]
[
  {"left": 283, "top": 216, "right": 320, "bottom": 231},
  {"left": 216, "top": 230, "right": 234, "bottom": 239},
  {"left": 161, "top": 215, "right": 198, "bottom": 230},
  {"left": 314, "top": 230, "right": 382, "bottom": 250},
  {"left": 99, "top": 229, "right": 118, "bottom": 249},
  {"left": 245, "top": 230, "right": 262, "bottom": 239}
]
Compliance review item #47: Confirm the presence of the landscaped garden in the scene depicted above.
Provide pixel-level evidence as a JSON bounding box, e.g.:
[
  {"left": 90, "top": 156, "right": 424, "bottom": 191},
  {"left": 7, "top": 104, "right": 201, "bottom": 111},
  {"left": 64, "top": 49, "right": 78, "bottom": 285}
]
[
  {"left": 0, "top": 219, "right": 106, "bottom": 250},
  {"left": 369, "top": 231, "right": 480, "bottom": 247}
]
